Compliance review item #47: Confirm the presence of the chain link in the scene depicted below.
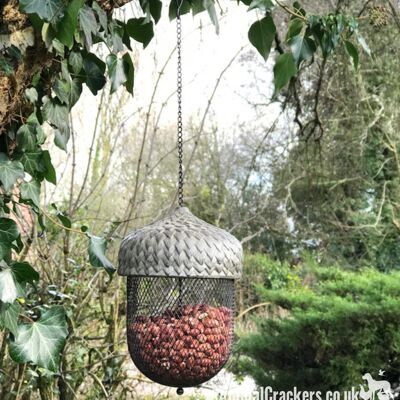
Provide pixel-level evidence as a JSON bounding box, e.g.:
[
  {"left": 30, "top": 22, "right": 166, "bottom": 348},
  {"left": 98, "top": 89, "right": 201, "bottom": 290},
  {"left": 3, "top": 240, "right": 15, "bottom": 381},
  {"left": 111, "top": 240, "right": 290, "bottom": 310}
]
[{"left": 176, "top": 0, "right": 184, "bottom": 207}]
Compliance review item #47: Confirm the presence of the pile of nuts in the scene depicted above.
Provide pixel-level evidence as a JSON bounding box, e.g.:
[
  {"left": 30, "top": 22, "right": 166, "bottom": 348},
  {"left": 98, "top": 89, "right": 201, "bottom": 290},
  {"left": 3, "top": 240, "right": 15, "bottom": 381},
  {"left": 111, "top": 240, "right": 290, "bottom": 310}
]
[{"left": 127, "top": 304, "right": 233, "bottom": 385}]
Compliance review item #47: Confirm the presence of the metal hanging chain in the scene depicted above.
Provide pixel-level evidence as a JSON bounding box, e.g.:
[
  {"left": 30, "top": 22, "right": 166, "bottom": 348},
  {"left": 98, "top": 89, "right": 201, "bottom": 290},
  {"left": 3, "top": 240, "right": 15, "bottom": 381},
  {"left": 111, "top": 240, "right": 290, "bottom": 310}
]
[{"left": 176, "top": 0, "right": 184, "bottom": 207}]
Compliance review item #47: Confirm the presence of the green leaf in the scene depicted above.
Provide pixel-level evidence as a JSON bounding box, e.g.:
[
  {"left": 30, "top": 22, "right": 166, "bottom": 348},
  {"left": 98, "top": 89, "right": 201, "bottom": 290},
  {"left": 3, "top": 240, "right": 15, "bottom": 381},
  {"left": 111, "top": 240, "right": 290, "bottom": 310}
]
[
  {"left": 123, "top": 53, "right": 135, "bottom": 95},
  {"left": 19, "top": 0, "right": 65, "bottom": 22},
  {"left": 106, "top": 54, "right": 127, "bottom": 93},
  {"left": 25, "top": 88, "right": 38, "bottom": 103},
  {"left": 17, "top": 125, "right": 37, "bottom": 152},
  {"left": 57, "top": 0, "right": 85, "bottom": 49},
  {"left": 69, "top": 78, "right": 82, "bottom": 107},
  {"left": 9, "top": 306, "right": 68, "bottom": 372},
  {"left": 0, "top": 244, "right": 11, "bottom": 262},
  {"left": 0, "top": 302, "right": 20, "bottom": 336},
  {"left": 248, "top": 15, "right": 276, "bottom": 62},
  {"left": 43, "top": 98, "right": 69, "bottom": 130},
  {"left": 42, "top": 151, "right": 57, "bottom": 185},
  {"left": 10, "top": 262, "right": 39, "bottom": 284},
  {"left": 273, "top": 53, "right": 297, "bottom": 92},
  {"left": 20, "top": 152, "right": 45, "bottom": 176},
  {"left": 191, "top": 0, "right": 205, "bottom": 15},
  {"left": 92, "top": 2, "right": 108, "bottom": 31},
  {"left": 293, "top": 1, "right": 306, "bottom": 17},
  {"left": 79, "top": 5, "right": 98, "bottom": 48},
  {"left": 0, "top": 57, "right": 13, "bottom": 76},
  {"left": 203, "top": 0, "right": 219, "bottom": 34},
  {"left": 169, "top": 0, "right": 191, "bottom": 20},
  {"left": 0, "top": 218, "right": 19, "bottom": 244},
  {"left": 42, "top": 23, "right": 56, "bottom": 48},
  {"left": 286, "top": 17, "right": 304, "bottom": 40},
  {"left": 344, "top": 40, "right": 359, "bottom": 69},
  {"left": 0, "top": 160, "right": 25, "bottom": 192},
  {"left": 83, "top": 53, "right": 106, "bottom": 95},
  {"left": 149, "top": 0, "right": 162, "bottom": 24},
  {"left": 54, "top": 129, "right": 71, "bottom": 151},
  {"left": 0, "top": 266, "right": 20, "bottom": 303},
  {"left": 68, "top": 51, "right": 83, "bottom": 74},
  {"left": 110, "top": 21, "right": 124, "bottom": 53},
  {"left": 247, "top": 0, "right": 274, "bottom": 12},
  {"left": 126, "top": 18, "right": 154, "bottom": 48},
  {"left": 57, "top": 214, "right": 71, "bottom": 229},
  {"left": 21, "top": 181, "right": 41, "bottom": 207},
  {"left": 53, "top": 78, "right": 71, "bottom": 104},
  {"left": 52, "top": 38, "right": 65, "bottom": 57},
  {"left": 288, "top": 34, "right": 317, "bottom": 65},
  {"left": 88, "top": 235, "right": 115, "bottom": 275}
]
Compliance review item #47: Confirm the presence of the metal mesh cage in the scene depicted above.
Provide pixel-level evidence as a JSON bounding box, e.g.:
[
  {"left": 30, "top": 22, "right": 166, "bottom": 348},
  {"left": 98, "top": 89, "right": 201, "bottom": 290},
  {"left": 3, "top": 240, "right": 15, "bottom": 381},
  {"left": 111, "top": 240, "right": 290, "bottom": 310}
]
[{"left": 126, "top": 276, "right": 235, "bottom": 388}]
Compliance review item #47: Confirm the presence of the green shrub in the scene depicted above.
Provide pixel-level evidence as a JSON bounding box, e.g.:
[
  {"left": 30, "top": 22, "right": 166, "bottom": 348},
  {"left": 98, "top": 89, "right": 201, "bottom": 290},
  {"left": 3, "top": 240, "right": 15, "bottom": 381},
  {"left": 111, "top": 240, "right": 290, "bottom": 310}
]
[{"left": 231, "top": 261, "right": 400, "bottom": 391}]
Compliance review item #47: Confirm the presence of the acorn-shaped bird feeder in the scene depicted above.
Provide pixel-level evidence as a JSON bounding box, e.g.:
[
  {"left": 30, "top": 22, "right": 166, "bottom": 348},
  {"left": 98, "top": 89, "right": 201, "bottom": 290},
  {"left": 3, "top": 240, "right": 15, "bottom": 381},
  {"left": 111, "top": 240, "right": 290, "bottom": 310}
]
[
  {"left": 118, "top": 207, "right": 242, "bottom": 392},
  {"left": 117, "top": 0, "right": 243, "bottom": 394}
]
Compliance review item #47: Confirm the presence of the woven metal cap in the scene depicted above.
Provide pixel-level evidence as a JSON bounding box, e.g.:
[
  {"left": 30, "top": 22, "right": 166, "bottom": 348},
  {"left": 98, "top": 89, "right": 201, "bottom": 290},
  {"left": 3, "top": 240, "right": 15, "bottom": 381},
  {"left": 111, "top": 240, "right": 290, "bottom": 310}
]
[{"left": 118, "top": 207, "right": 242, "bottom": 279}]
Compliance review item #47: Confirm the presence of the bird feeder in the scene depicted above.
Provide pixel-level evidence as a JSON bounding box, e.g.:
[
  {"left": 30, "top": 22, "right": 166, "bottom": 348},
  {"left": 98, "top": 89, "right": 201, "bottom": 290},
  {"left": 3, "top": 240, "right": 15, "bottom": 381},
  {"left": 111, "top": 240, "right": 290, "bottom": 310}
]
[
  {"left": 118, "top": 207, "right": 242, "bottom": 393},
  {"left": 117, "top": 0, "right": 243, "bottom": 393}
]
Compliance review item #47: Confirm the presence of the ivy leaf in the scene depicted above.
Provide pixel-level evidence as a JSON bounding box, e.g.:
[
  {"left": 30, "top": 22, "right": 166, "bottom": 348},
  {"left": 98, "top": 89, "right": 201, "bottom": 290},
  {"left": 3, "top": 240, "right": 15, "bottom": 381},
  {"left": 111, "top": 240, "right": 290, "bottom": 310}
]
[
  {"left": 79, "top": 5, "right": 98, "bottom": 48},
  {"left": 203, "top": 0, "right": 219, "bottom": 34},
  {"left": 248, "top": 15, "right": 276, "bottom": 61},
  {"left": 0, "top": 218, "right": 19, "bottom": 244},
  {"left": 149, "top": 0, "right": 162, "bottom": 24},
  {"left": 83, "top": 53, "right": 106, "bottom": 95},
  {"left": 169, "top": 0, "right": 191, "bottom": 20},
  {"left": 42, "top": 150, "right": 57, "bottom": 185},
  {"left": 123, "top": 53, "right": 135, "bottom": 95},
  {"left": 92, "top": 2, "right": 108, "bottom": 31},
  {"left": 273, "top": 53, "right": 297, "bottom": 92},
  {"left": 54, "top": 129, "right": 71, "bottom": 151},
  {"left": 56, "top": 0, "right": 85, "bottom": 49},
  {"left": 21, "top": 181, "right": 41, "bottom": 207},
  {"left": 10, "top": 262, "right": 39, "bottom": 284},
  {"left": 57, "top": 214, "right": 71, "bottom": 229},
  {"left": 0, "top": 160, "right": 25, "bottom": 192},
  {"left": 0, "top": 266, "right": 20, "bottom": 303},
  {"left": 345, "top": 40, "right": 359, "bottom": 69},
  {"left": 288, "top": 34, "right": 317, "bottom": 65},
  {"left": 106, "top": 54, "right": 127, "bottom": 93},
  {"left": 17, "top": 125, "right": 37, "bottom": 152},
  {"left": 68, "top": 51, "right": 83, "bottom": 74},
  {"left": 126, "top": 18, "right": 154, "bottom": 48},
  {"left": 19, "top": 0, "right": 65, "bottom": 22},
  {"left": 20, "top": 152, "right": 45, "bottom": 176},
  {"left": 0, "top": 302, "right": 20, "bottom": 336},
  {"left": 88, "top": 235, "right": 115, "bottom": 275},
  {"left": 286, "top": 18, "right": 304, "bottom": 40},
  {"left": 9, "top": 306, "right": 68, "bottom": 372},
  {"left": 191, "top": 0, "right": 205, "bottom": 15},
  {"left": 0, "top": 58, "right": 13, "bottom": 76},
  {"left": 69, "top": 79, "right": 82, "bottom": 107},
  {"left": 25, "top": 88, "right": 38, "bottom": 103},
  {"left": 247, "top": 0, "right": 274, "bottom": 12},
  {"left": 110, "top": 21, "right": 125, "bottom": 53},
  {"left": 0, "top": 244, "right": 11, "bottom": 262},
  {"left": 43, "top": 98, "right": 69, "bottom": 130},
  {"left": 53, "top": 78, "right": 71, "bottom": 105}
]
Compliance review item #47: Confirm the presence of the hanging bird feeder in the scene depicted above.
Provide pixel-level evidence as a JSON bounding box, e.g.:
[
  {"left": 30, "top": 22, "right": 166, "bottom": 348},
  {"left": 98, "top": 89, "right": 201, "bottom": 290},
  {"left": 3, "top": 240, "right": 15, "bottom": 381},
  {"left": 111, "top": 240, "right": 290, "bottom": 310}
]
[{"left": 118, "top": 0, "right": 242, "bottom": 395}]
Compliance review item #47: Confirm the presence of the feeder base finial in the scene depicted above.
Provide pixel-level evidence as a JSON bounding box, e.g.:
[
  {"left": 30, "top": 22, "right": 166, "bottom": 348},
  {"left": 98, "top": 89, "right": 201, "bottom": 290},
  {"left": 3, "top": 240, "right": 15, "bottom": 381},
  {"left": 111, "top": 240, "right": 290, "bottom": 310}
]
[{"left": 177, "top": 387, "right": 184, "bottom": 396}]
